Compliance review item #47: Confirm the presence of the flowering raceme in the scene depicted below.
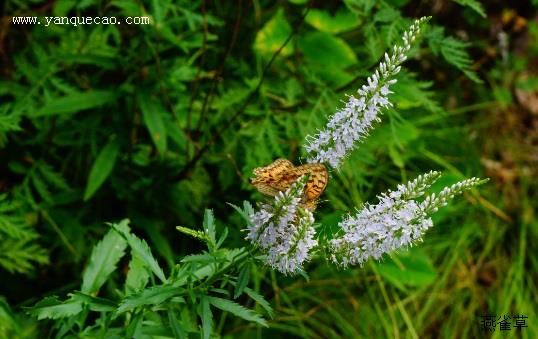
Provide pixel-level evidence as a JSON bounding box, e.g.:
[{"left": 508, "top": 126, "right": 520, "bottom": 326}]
[
  {"left": 305, "top": 16, "right": 430, "bottom": 168},
  {"left": 329, "top": 172, "right": 484, "bottom": 267},
  {"left": 246, "top": 175, "right": 318, "bottom": 275}
]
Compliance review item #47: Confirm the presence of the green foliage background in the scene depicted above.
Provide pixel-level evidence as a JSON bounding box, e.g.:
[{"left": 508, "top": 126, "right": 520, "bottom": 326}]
[{"left": 0, "top": 0, "right": 537, "bottom": 337}]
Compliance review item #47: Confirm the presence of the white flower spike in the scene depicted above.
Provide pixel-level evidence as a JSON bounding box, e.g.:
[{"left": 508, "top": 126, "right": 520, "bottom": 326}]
[
  {"left": 305, "top": 17, "right": 431, "bottom": 168},
  {"left": 246, "top": 175, "right": 318, "bottom": 275},
  {"left": 329, "top": 172, "right": 484, "bottom": 267}
]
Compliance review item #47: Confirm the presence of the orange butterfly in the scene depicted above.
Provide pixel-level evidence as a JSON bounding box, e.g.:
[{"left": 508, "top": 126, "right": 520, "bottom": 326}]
[{"left": 251, "top": 159, "right": 328, "bottom": 210}]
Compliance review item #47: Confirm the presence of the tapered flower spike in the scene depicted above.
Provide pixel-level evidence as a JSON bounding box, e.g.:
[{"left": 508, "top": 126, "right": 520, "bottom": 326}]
[
  {"left": 246, "top": 175, "right": 318, "bottom": 275},
  {"left": 305, "top": 16, "right": 431, "bottom": 168},
  {"left": 329, "top": 172, "right": 484, "bottom": 268}
]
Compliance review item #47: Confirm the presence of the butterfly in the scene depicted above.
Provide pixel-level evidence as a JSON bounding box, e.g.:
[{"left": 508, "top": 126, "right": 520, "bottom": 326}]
[{"left": 250, "top": 159, "right": 328, "bottom": 210}]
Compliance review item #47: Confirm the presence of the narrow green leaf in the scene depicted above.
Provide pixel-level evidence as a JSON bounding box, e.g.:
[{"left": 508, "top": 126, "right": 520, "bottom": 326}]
[
  {"left": 216, "top": 227, "right": 228, "bottom": 249},
  {"left": 138, "top": 92, "right": 168, "bottom": 155},
  {"left": 181, "top": 253, "right": 218, "bottom": 264},
  {"left": 244, "top": 287, "right": 274, "bottom": 318},
  {"left": 200, "top": 296, "right": 212, "bottom": 339},
  {"left": 137, "top": 324, "right": 173, "bottom": 337},
  {"left": 70, "top": 292, "right": 117, "bottom": 312},
  {"left": 168, "top": 310, "right": 188, "bottom": 339},
  {"left": 203, "top": 209, "right": 216, "bottom": 247},
  {"left": 112, "top": 223, "right": 167, "bottom": 283},
  {"left": 81, "top": 220, "right": 128, "bottom": 294},
  {"left": 126, "top": 311, "right": 143, "bottom": 338},
  {"left": 83, "top": 138, "right": 120, "bottom": 201},
  {"left": 207, "top": 296, "right": 267, "bottom": 327},
  {"left": 36, "top": 90, "right": 116, "bottom": 116},
  {"left": 28, "top": 296, "right": 83, "bottom": 320},
  {"left": 117, "top": 285, "right": 182, "bottom": 313},
  {"left": 234, "top": 264, "right": 250, "bottom": 299}
]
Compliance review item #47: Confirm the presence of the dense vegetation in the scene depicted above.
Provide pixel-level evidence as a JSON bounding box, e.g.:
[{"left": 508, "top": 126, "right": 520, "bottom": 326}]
[{"left": 0, "top": 0, "right": 536, "bottom": 337}]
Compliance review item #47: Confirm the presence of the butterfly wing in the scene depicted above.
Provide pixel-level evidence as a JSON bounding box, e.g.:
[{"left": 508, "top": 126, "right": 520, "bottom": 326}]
[
  {"left": 280, "top": 163, "right": 328, "bottom": 200},
  {"left": 251, "top": 159, "right": 294, "bottom": 196},
  {"left": 304, "top": 163, "right": 328, "bottom": 200}
]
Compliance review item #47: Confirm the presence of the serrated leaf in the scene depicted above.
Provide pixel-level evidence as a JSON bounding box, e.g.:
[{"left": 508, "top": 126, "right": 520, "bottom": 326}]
[
  {"left": 83, "top": 138, "right": 120, "bottom": 201},
  {"left": 37, "top": 162, "right": 70, "bottom": 191},
  {"left": 244, "top": 287, "right": 274, "bottom": 318},
  {"left": 30, "top": 171, "right": 52, "bottom": 203},
  {"left": 112, "top": 222, "right": 167, "bottom": 283},
  {"left": 117, "top": 285, "right": 183, "bottom": 313},
  {"left": 70, "top": 292, "right": 117, "bottom": 312},
  {"left": 81, "top": 220, "right": 129, "bottom": 294},
  {"left": 138, "top": 92, "right": 168, "bottom": 155},
  {"left": 125, "top": 251, "right": 151, "bottom": 294},
  {"left": 216, "top": 227, "right": 228, "bottom": 249},
  {"left": 234, "top": 264, "right": 250, "bottom": 299},
  {"left": 227, "top": 202, "right": 251, "bottom": 222},
  {"left": 207, "top": 296, "right": 267, "bottom": 327},
  {"left": 28, "top": 296, "right": 83, "bottom": 320},
  {"left": 452, "top": 0, "right": 486, "bottom": 18},
  {"left": 36, "top": 90, "right": 116, "bottom": 116},
  {"left": 428, "top": 27, "right": 482, "bottom": 84},
  {"left": 440, "top": 38, "right": 482, "bottom": 83},
  {"left": 374, "top": 5, "right": 400, "bottom": 23}
]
